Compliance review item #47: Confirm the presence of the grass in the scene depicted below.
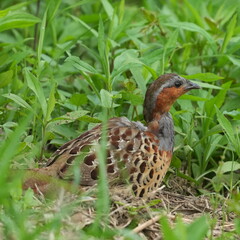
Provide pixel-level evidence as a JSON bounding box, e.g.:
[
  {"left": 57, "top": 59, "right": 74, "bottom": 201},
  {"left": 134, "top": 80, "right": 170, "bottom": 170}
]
[{"left": 0, "top": 0, "right": 240, "bottom": 239}]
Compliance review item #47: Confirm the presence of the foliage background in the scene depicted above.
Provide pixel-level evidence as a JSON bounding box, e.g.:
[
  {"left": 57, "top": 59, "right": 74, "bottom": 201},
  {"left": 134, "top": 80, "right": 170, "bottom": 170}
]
[{"left": 0, "top": 0, "right": 240, "bottom": 239}]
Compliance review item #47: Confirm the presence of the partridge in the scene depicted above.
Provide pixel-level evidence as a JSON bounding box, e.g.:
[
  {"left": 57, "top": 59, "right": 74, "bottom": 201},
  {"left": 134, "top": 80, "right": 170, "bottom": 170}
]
[{"left": 23, "top": 73, "right": 200, "bottom": 197}]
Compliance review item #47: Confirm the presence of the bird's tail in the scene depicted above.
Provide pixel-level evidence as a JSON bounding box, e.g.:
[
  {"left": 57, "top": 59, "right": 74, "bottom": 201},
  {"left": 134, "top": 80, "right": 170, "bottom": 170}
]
[{"left": 21, "top": 168, "right": 80, "bottom": 197}]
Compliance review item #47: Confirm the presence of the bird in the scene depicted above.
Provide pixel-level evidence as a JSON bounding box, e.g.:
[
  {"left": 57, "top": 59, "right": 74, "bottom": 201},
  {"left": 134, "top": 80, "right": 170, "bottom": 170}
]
[{"left": 23, "top": 73, "right": 200, "bottom": 197}]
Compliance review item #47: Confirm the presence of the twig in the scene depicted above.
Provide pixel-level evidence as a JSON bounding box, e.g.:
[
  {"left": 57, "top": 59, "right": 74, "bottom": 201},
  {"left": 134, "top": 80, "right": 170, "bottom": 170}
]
[{"left": 133, "top": 215, "right": 161, "bottom": 233}]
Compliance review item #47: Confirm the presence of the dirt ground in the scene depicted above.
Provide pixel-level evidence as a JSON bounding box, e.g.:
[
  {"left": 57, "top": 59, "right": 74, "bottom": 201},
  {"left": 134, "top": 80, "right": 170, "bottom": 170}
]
[{"left": 62, "top": 176, "right": 236, "bottom": 239}]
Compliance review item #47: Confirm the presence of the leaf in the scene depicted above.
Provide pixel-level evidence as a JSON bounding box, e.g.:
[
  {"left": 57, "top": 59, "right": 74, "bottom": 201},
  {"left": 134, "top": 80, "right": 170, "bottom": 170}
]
[
  {"left": 187, "top": 216, "right": 208, "bottom": 240},
  {"left": 227, "top": 55, "right": 240, "bottom": 67},
  {"left": 161, "top": 29, "right": 179, "bottom": 74},
  {"left": 101, "top": 0, "right": 114, "bottom": 19},
  {"left": 112, "top": 50, "right": 143, "bottom": 79},
  {"left": 24, "top": 68, "right": 47, "bottom": 117},
  {"left": 47, "top": 110, "right": 89, "bottom": 129},
  {"left": 65, "top": 56, "right": 98, "bottom": 74},
  {"left": 218, "top": 161, "right": 240, "bottom": 174},
  {"left": 0, "top": 70, "right": 13, "bottom": 88},
  {"left": 180, "top": 95, "right": 208, "bottom": 101},
  {"left": 221, "top": 14, "right": 237, "bottom": 53},
  {"left": 215, "top": 106, "right": 240, "bottom": 156},
  {"left": 123, "top": 92, "right": 143, "bottom": 106},
  {"left": 37, "top": 9, "right": 47, "bottom": 69},
  {"left": 98, "top": 15, "right": 110, "bottom": 87},
  {"left": 160, "top": 216, "right": 178, "bottom": 240},
  {"left": 100, "top": 89, "right": 112, "bottom": 108},
  {"left": 192, "top": 80, "right": 222, "bottom": 89},
  {"left": 69, "top": 93, "right": 88, "bottom": 106},
  {"left": 163, "top": 22, "right": 217, "bottom": 52},
  {"left": 183, "top": 73, "right": 224, "bottom": 82},
  {"left": 0, "top": 12, "right": 40, "bottom": 32},
  {"left": 2, "top": 93, "right": 32, "bottom": 111},
  {"left": 45, "top": 82, "right": 56, "bottom": 122}
]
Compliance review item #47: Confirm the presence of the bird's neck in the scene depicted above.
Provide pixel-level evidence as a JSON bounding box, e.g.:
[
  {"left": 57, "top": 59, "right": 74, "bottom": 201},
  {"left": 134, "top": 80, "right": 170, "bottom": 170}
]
[{"left": 147, "top": 112, "right": 174, "bottom": 152}]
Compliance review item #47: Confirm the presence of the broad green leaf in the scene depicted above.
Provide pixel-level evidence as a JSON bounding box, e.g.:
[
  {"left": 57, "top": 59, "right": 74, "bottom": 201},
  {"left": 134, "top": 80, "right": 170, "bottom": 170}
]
[
  {"left": 221, "top": 14, "right": 237, "bottom": 53},
  {"left": 78, "top": 115, "right": 101, "bottom": 123},
  {"left": 69, "top": 93, "right": 88, "bottom": 106},
  {"left": 112, "top": 50, "right": 143, "bottom": 79},
  {"left": 0, "top": 12, "right": 40, "bottom": 32},
  {"left": 123, "top": 92, "right": 143, "bottom": 106},
  {"left": 100, "top": 89, "right": 112, "bottom": 108},
  {"left": 0, "top": 2, "right": 31, "bottom": 17},
  {"left": 223, "top": 110, "right": 240, "bottom": 120},
  {"left": 218, "top": 161, "right": 240, "bottom": 174},
  {"left": 183, "top": 73, "right": 224, "bottom": 82},
  {"left": 2, "top": 93, "right": 32, "bottom": 111},
  {"left": 227, "top": 55, "right": 240, "bottom": 67},
  {"left": 47, "top": 110, "right": 89, "bottom": 129},
  {"left": 0, "top": 70, "right": 13, "bottom": 88}
]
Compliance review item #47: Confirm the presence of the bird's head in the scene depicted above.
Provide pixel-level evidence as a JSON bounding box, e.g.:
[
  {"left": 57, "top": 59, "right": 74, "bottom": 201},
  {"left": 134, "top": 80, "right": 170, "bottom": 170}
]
[{"left": 143, "top": 73, "right": 200, "bottom": 122}]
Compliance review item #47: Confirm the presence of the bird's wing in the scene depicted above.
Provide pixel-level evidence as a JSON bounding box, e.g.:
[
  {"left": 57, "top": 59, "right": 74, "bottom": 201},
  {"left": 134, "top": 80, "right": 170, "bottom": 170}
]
[{"left": 45, "top": 117, "right": 147, "bottom": 186}]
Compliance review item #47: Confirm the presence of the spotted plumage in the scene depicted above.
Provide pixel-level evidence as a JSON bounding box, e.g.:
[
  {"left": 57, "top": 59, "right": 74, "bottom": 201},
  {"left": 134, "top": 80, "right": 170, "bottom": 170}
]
[{"left": 23, "top": 73, "right": 200, "bottom": 197}]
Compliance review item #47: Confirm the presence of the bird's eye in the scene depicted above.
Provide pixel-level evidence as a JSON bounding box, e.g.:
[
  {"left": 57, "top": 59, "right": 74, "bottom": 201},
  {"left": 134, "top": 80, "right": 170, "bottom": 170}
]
[{"left": 175, "top": 81, "right": 182, "bottom": 88}]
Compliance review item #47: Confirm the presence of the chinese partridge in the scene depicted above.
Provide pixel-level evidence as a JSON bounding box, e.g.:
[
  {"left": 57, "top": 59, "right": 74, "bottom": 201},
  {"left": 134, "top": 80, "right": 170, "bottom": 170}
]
[{"left": 23, "top": 73, "right": 200, "bottom": 197}]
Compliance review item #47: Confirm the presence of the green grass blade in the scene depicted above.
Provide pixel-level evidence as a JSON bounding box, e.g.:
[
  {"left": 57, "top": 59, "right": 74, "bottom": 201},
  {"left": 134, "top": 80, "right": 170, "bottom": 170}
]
[
  {"left": 24, "top": 68, "right": 47, "bottom": 118},
  {"left": 37, "top": 9, "right": 47, "bottom": 72},
  {"left": 220, "top": 13, "right": 237, "bottom": 53}
]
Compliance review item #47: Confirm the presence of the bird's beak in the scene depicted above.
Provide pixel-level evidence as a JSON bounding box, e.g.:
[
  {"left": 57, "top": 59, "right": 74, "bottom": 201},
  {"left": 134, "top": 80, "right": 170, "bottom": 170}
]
[{"left": 184, "top": 80, "right": 201, "bottom": 91}]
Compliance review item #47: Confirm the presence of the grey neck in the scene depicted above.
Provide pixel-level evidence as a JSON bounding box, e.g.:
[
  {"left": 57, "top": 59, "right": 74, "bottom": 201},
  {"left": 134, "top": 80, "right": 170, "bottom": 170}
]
[{"left": 157, "top": 112, "right": 174, "bottom": 152}]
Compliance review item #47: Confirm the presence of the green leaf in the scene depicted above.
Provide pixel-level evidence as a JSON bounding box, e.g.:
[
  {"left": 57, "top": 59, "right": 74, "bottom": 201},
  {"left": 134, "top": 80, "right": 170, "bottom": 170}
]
[
  {"left": 2, "top": 93, "right": 32, "bottom": 111},
  {"left": 160, "top": 216, "right": 178, "bottom": 240},
  {"left": 221, "top": 14, "right": 237, "bottom": 53},
  {"left": 123, "top": 92, "right": 143, "bottom": 106},
  {"left": 45, "top": 83, "right": 56, "bottom": 122},
  {"left": 65, "top": 56, "right": 98, "bottom": 74},
  {"left": 163, "top": 22, "right": 217, "bottom": 52},
  {"left": 37, "top": 9, "right": 47, "bottom": 70},
  {"left": 69, "top": 93, "right": 88, "bottom": 106},
  {"left": 218, "top": 161, "right": 240, "bottom": 174},
  {"left": 24, "top": 68, "right": 47, "bottom": 117},
  {"left": 100, "top": 89, "right": 112, "bottom": 108},
  {"left": 0, "top": 70, "right": 13, "bottom": 88},
  {"left": 0, "top": 12, "right": 40, "bottom": 32},
  {"left": 47, "top": 110, "right": 89, "bottom": 129},
  {"left": 180, "top": 95, "right": 208, "bottom": 101},
  {"left": 183, "top": 73, "right": 224, "bottom": 82},
  {"left": 227, "top": 55, "right": 240, "bottom": 67},
  {"left": 215, "top": 106, "right": 240, "bottom": 156},
  {"left": 101, "top": 0, "right": 114, "bottom": 19},
  {"left": 187, "top": 216, "right": 208, "bottom": 240},
  {"left": 192, "top": 81, "right": 221, "bottom": 90},
  {"left": 98, "top": 15, "right": 110, "bottom": 88}
]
